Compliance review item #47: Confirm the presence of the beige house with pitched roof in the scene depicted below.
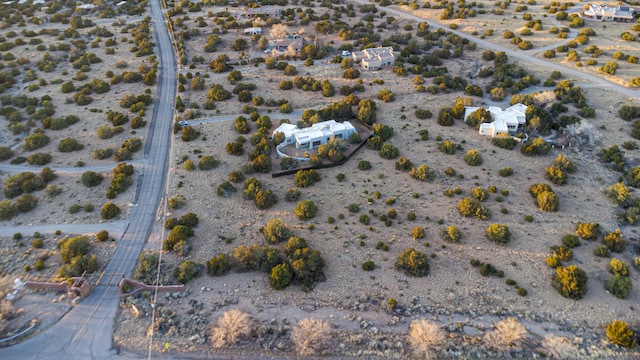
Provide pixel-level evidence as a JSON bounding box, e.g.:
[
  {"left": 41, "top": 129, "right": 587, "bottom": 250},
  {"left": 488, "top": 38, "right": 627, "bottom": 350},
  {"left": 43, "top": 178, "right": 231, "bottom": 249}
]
[{"left": 270, "top": 35, "right": 304, "bottom": 54}]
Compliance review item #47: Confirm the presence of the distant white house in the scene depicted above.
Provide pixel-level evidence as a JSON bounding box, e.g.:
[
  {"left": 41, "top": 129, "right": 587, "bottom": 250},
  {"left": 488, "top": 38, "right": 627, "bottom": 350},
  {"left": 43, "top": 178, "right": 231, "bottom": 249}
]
[
  {"left": 581, "top": 3, "right": 637, "bottom": 22},
  {"left": 351, "top": 47, "right": 395, "bottom": 70},
  {"left": 243, "top": 27, "right": 263, "bottom": 36},
  {"left": 273, "top": 120, "right": 357, "bottom": 150},
  {"left": 465, "top": 103, "right": 527, "bottom": 138}
]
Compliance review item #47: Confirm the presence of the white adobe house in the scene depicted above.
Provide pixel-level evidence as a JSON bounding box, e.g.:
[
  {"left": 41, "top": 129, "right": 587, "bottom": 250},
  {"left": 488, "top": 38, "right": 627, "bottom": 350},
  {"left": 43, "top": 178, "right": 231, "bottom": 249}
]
[
  {"left": 581, "top": 3, "right": 637, "bottom": 22},
  {"left": 465, "top": 103, "right": 527, "bottom": 138},
  {"left": 243, "top": 27, "right": 263, "bottom": 36},
  {"left": 351, "top": 47, "right": 395, "bottom": 70},
  {"left": 273, "top": 120, "right": 357, "bottom": 150}
]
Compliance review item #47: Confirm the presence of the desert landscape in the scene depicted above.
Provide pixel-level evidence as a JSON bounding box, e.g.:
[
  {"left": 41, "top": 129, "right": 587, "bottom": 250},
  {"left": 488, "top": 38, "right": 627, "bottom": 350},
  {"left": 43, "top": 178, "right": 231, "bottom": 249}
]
[{"left": 1, "top": 0, "right": 640, "bottom": 359}]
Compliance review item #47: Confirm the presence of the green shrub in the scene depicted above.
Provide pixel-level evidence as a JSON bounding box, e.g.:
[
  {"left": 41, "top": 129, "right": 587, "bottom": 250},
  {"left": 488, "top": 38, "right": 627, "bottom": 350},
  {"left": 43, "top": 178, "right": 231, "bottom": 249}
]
[
  {"left": 546, "top": 255, "right": 561, "bottom": 268},
  {"left": 486, "top": 223, "right": 511, "bottom": 244},
  {"left": 550, "top": 245, "right": 572, "bottom": 261},
  {"left": 498, "top": 166, "right": 513, "bottom": 177},
  {"left": 34, "top": 259, "right": 45, "bottom": 271},
  {"left": 56, "top": 254, "right": 98, "bottom": 278},
  {"left": 606, "top": 276, "right": 632, "bottom": 299},
  {"left": 415, "top": 109, "right": 432, "bottom": 119},
  {"left": 269, "top": 263, "right": 293, "bottom": 290},
  {"left": 81, "top": 171, "right": 104, "bottom": 187},
  {"left": 358, "top": 160, "right": 372, "bottom": 170},
  {"left": 348, "top": 203, "right": 360, "bottom": 213},
  {"left": 254, "top": 189, "right": 278, "bottom": 210},
  {"left": 457, "top": 198, "right": 490, "bottom": 220},
  {"left": 173, "top": 260, "right": 203, "bottom": 284},
  {"left": 593, "top": 245, "right": 610, "bottom": 257},
  {"left": 552, "top": 265, "right": 588, "bottom": 299},
  {"left": 16, "top": 194, "right": 38, "bottom": 212},
  {"left": 626, "top": 167, "right": 640, "bottom": 188},
  {"left": 471, "top": 187, "right": 489, "bottom": 202},
  {"left": 608, "top": 258, "right": 628, "bottom": 277},
  {"left": 207, "top": 254, "right": 231, "bottom": 276},
  {"left": 27, "top": 152, "right": 52, "bottom": 165},
  {"left": 562, "top": 234, "right": 580, "bottom": 248},
  {"left": 410, "top": 165, "right": 434, "bottom": 181},
  {"left": 263, "top": 218, "right": 291, "bottom": 244},
  {"left": 134, "top": 251, "right": 160, "bottom": 284},
  {"left": 58, "top": 235, "right": 90, "bottom": 263},
  {"left": 464, "top": 149, "right": 483, "bottom": 166},
  {"left": 395, "top": 157, "right": 413, "bottom": 172},
  {"left": 216, "top": 181, "right": 236, "bottom": 197},
  {"left": 520, "top": 137, "right": 551, "bottom": 156},
  {"left": 23, "top": 132, "right": 50, "bottom": 151},
  {"left": 362, "top": 260, "right": 375, "bottom": 271},
  {"left": 479, "top": 263, "right": 498, "bottom": 277},
  {"left": 411, "top": 226, "right": 425, "bottom": 240},
  {"left": 58, "top": 138, "right": 84, "bottom": 152},
  {"left": 198, "top": 155, "right": 219, "bottom": 170},
  {"left": 285, "top": 188, "right": 301, "bottom": 202},
  {"left": 395, "top": 247, "right": 429, "bottom": 277},
  {"left": 295, "top": 169, "right": 321, "bottom": 188},
  {"left": 0, "top": 146, "right": 14, "bottom": 161},
  {"left": 32, "top": 238, "right": 44, "bottom": 249},
  {"left": 608, "top": 183, "right": 632, "bottom": 206},
  {"left": 536, "top": 190, "right": 559, "bottom": 212},
  {"left": 101, "top": 202, "right": 121, "bottom": 219},
  {"left": 606, "top": 321, "right": 636, "bottom": 348},
  {"left": 96, "top": 230, "right": 109, "bottom": 242},
  {"left": 295, "top": 200, "right": 318, "bottom": 220},
  {"left": 359, "top": 214, "right": 370, "bottom": 225},
  {"left": 438, "top": 140, "right": 457, "bottom": 154},
  {"left": 603, "top": 229, "right": 625, "bottom": 252},
  {"left": 379, "top": 143, "right": 399, "bottom": 159},
  {"left": 492, "top": 134, "right": 517, "bottom": 150},
  {"left": 441, "top": 225, "right": 461, "bottom": 242},
  {"left": 576, "top": 222, "right": 600, "bottom": 240}
]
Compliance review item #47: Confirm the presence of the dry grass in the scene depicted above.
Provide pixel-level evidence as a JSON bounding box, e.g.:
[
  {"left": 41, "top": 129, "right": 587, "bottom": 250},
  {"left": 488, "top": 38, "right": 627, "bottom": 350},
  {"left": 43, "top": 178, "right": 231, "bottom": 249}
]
[
  {"left": 210, "top": 309, "right": 251, "bottom": 348},
  {"left": 290, "top": 318, "right": 332, "bottom": 356},
  {"left": 0, "top": 299, "right": 17, "bottom": 334},
  {"left": 539, "top": 334, "right": 579, "bottom": 359},
  {"left": 483, "top": 317, "right": 528, "bottom": 350},
  {"left": 407, "top": 319, "right": 446, "bottom": 359}
]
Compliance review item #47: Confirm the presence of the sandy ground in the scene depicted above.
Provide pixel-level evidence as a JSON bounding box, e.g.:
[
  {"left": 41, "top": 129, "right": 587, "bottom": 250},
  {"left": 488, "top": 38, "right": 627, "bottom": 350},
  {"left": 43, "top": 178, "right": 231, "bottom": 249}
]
[{"left": 1, "top": 1, "right": 640, "bottom": 358}]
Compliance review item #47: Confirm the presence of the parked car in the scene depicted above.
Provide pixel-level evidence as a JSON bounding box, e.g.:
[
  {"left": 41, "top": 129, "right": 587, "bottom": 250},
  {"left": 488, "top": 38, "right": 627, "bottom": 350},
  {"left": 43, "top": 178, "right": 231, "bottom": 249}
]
[
  {"left": 341, "top": 50, "right": 351, "bottom": 57},
  {"left": 178, "top": 121, "right": 188, "bottom": 127}
]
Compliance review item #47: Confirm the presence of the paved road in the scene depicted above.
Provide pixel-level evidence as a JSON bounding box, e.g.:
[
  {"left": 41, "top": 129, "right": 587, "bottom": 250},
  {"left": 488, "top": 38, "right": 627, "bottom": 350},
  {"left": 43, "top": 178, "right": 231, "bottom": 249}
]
[{"left": 0, "top": 0, "right": 175, "bottom": 359}]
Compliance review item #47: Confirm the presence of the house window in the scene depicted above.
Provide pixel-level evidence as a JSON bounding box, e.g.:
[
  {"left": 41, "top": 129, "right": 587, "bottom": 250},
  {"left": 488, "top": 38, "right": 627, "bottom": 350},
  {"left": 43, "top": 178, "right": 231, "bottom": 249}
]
[
  {"left": 300, "top": 143, "right": 308, "bottom": 148},
  {"left": 312, "top": 140, "right": 321, "bottom": 147},
  {"left": 335, "top": 134, "right": 342, "bottom": 139}
]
